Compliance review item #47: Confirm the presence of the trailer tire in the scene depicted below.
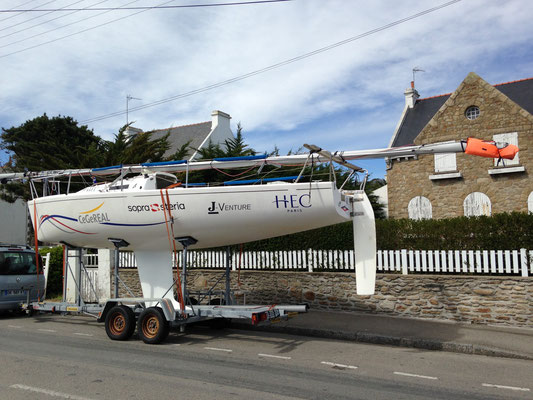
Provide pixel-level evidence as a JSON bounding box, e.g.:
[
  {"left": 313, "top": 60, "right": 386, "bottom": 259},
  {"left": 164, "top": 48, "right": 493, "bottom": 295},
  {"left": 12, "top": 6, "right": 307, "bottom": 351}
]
[
  {"left": 105, "top": 305, "right": 135, "bottom": 341},
  {"left": 137, "top": 307, "right": 169, "bottom": 344}
]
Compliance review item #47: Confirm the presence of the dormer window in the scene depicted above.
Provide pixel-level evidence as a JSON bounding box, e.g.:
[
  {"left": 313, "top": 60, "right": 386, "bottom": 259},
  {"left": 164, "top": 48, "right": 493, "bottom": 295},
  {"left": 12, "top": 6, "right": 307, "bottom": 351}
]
[{"left": 465, "top": 105, "right": 480, "bottom": 120}]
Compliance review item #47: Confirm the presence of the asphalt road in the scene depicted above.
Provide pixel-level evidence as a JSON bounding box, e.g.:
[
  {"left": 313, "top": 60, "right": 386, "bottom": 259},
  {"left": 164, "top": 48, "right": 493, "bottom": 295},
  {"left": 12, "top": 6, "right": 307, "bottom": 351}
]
[{"left": 0, "top": 313, "right": 531, "bottom": 400}]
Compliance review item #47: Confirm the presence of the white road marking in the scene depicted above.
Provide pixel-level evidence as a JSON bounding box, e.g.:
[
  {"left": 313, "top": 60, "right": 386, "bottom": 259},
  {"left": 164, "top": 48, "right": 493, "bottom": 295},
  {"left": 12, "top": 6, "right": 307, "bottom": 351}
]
[
  {"left": 37, "top": 328, "right": 57, "bottom": 333},
  {"left": 321, "top": 361, "right": 358, "bottom": 370},
  {"left": 258, "top": 353, "right": 291, "bottom": 360},
  {"left": 10, "top": 384, "right": 94, "bottom": 400},
  {"left": 394, "top": 371, "right": 438, "bottom": 380},
  {"left": 8, "top": 325, "right": 22, "bottom": 328},
  {"left": 73, "top": 332, "right": 93, "bottom": 337},
  {"left": 204, "top": 346, "right": 233, "bottom": 353},
  {"left": 482, "top": 383, "right": 530, "bottom": 392}
]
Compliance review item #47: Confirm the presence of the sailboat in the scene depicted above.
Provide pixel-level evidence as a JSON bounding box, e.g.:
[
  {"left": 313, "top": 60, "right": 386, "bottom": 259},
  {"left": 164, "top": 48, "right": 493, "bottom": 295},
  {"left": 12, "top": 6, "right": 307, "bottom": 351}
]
[{"left": 1, "top": 137, "right": 519, "bottom": 306}]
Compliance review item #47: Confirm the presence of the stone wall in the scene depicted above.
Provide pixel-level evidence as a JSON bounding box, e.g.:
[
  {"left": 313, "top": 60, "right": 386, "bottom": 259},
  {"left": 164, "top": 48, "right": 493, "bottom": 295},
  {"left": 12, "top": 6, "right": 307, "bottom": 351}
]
[
  {"left": 115, "top": 268, "right": 532, "bottom": 327},
  {"left": 388, "top": 72, "right": 533, "bottom": 219}
]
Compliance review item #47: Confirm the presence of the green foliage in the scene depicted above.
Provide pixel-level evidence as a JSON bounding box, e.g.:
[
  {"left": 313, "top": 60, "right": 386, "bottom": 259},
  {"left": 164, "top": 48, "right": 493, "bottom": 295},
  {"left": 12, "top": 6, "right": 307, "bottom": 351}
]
[
  {"left": 1, "top": 114, "right": 104, "bottom": 200},
  {"left": 102, "top": 126, "right": 170, "bottom": 165},
  {"left": 39, "top": 246, "right": 64, "bottom": 297},
  {"left": 375, "top": 212, "right": 533, "bottom": 250},
  {"left": 223, "top": 123, "right": 255, "bottom": 157},
  {"left": 1, "top": 114, "right": 104, "bottom": 172},
  {"left": 1, "top": 117, "right": 172, "bottom": 200},
  {"left": 241, "top": 212, "right": 533, "bottom": 251}
]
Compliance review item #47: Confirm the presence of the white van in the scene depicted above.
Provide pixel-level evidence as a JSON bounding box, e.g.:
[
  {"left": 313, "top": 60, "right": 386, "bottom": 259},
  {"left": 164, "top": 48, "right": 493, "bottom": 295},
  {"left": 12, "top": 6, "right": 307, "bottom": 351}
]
[{"left": 0, "top": 244, "right": 46, "bottom": 311}]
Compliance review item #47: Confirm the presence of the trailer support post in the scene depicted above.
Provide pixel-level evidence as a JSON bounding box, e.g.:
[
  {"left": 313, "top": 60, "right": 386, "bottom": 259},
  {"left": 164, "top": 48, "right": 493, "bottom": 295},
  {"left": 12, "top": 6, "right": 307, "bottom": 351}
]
[
  {"left": 62, "top": 244, "right": 69, "bottom": 302},
  {"left": 175, "top": 236, "right": 198, "bottom": 302},
  {"left": 108, "top": 238, "right": 130, "bottom": 299},
  {"left": 225, "top": 247, "right": 232, "bottom": 305}
]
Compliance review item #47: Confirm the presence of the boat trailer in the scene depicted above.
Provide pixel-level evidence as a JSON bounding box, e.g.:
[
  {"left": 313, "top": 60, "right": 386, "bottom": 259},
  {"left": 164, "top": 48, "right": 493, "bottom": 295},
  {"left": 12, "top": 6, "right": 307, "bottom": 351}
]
[{"left": 24, "top": 238, "right": 307, "bottom": 344}]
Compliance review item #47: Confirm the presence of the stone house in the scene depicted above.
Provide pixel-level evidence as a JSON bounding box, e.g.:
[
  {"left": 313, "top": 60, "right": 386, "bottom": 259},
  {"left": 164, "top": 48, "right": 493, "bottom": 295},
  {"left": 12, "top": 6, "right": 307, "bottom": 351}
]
[
  {"left": 125, "top": 110, "right": 235, "bottom": 160},
  {"left": 387, "top": 72, "right": 533, "bottom": 219}
]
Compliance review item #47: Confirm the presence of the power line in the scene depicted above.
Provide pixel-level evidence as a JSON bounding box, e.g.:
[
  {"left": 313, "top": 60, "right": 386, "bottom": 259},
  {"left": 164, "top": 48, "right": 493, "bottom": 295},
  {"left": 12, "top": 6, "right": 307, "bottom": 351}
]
[
  {"left": 0, "top": 0, "right": 139, "bottom": 50},
  {"left": 0, "top": 0, "right": 86, "bottom": 36},
  {"left": 0, "top": 0, "right": 291, "bottom": 13},
  {"left": 81, "top": 0, "right": 462, "bottom": 124},
  {"left": 0, "top": 0, "right": 289, "bottom": 54},
  {"left": 0, "top": 0, "right": 160, "bottom": 53},
  {"left": 0, "top": 0, "right": 40, "bottom": 23}
]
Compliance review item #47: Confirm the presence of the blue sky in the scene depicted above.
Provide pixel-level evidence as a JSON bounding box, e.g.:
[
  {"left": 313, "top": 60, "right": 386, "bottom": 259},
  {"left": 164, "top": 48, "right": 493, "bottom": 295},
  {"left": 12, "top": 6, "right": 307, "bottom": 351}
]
[{"left": 1, "top": 0, "right": 532, "bottom": 180}]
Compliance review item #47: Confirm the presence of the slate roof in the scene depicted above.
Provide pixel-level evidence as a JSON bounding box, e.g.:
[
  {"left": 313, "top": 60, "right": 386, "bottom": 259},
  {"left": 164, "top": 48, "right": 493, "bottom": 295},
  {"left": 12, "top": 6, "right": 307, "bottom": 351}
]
[
  {"left": 392, "top": 77, "right": 533, "bottom": 147},
  {"left": 148, "top": 121, "right": 212, "bottom": 159}
]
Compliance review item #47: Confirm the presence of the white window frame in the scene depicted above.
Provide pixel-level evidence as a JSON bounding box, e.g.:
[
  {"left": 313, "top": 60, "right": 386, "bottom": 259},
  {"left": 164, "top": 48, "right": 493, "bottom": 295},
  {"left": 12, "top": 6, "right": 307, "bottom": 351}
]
[
  {"left": 464, "top": 192, "right": 491, "bottom": 217},
  {"left": 493, "top": 132, "right": 519, "bottom": 167},
  {"left": 408, "top": 196, "right": 432, "bottom": 220},
  {"left": 528, "top": 192, "right": 533, "bottom": 214}
]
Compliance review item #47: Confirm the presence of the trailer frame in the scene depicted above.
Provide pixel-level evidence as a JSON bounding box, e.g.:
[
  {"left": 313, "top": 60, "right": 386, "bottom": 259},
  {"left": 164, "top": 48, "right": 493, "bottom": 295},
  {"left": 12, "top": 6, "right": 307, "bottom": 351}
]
[{"left": 25, "top": 240, "right": 308, "bottom": 344}]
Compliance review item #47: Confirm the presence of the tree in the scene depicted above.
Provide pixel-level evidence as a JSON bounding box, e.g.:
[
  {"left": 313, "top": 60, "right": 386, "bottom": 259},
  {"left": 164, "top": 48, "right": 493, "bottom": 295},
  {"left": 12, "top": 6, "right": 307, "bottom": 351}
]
[
  {"left": 1, "top": 114, "right": 104, "bottom": 173},
  {"left": 1, "top": 114, "right": 105, "bottom": 201},
  {"left": 101, "top": 125, "right": 170, "bottom": 166},
  {"left": 223, "top": 123, "right": 255, "bottom": 157},
  {"left": 0, "top": 116, "right": 172, "bottom": 201}
]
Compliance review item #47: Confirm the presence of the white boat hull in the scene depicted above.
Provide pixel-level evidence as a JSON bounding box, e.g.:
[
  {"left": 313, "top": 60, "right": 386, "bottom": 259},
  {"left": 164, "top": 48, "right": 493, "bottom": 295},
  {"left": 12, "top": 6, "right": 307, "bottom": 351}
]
[{"left": 29, "top": 181, "right": 351, "bottom": 250}]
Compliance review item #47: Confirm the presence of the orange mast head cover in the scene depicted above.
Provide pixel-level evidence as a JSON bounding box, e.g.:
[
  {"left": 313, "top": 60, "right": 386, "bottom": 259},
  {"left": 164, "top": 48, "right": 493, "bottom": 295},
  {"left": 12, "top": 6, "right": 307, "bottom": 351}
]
[
  {"left": 464, "top": 137, "right": 519, "bottom": 160},
  {"left": 498, "top": 144, "right": 519, "bottom": 160}
]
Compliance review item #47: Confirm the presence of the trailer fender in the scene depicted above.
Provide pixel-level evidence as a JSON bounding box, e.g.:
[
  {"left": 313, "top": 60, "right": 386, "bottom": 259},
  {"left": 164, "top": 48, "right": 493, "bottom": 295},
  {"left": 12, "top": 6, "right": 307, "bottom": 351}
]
[{"left": 97, "top": 301, "right": 118, "bottom": 323}]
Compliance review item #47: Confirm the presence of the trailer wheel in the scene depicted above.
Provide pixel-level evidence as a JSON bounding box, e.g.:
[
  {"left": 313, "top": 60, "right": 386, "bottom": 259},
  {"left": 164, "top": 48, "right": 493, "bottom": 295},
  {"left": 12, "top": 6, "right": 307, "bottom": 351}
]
[
  {"left": 105, "top": 305, "right": 135, "bottom": 341},
  {"left": 137, "top": 307, "right": 169, "bottom": 344}
]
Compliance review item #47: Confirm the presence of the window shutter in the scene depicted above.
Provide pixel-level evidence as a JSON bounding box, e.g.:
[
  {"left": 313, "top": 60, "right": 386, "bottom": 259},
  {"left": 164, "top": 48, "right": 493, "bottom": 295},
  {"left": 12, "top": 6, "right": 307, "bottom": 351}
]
[
  {"left": 434, "top": 153, "right": 457, "bottom": 173},
  {"left": 464, "top": 192, "right": 491, "bottom": 217},
  {"left": 408, "top": 196, "right": 432, "bottom": 220}
]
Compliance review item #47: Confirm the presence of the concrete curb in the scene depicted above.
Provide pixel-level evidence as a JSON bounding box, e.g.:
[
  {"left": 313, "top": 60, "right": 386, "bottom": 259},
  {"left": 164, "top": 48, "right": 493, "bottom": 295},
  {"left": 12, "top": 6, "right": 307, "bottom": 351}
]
[{"left": 230, "top": 322, "right": 533, "bottom": 361}]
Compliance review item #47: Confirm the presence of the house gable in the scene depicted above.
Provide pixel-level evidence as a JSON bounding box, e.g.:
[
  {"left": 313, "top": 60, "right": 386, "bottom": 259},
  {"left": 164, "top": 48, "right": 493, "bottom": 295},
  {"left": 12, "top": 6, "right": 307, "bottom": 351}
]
[
  {"left": 387, "top": 72, "right": 533, "bottom": 219},
  {"left": 128, "top": 110, "right": 234, "bottom": 160},
  {"left": 149, "top": 122, "right": 212, "bottom": 159},
  {"left": 415, "top": 72, "right": 533, "bottom": 145}
]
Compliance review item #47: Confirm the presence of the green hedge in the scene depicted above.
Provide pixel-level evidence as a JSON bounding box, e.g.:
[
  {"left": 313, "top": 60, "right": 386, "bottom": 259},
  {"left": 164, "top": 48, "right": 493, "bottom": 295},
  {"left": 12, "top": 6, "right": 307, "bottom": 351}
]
[
  {"left": 39, "top": 246, "right": 63, "bottom": 297},
  {"left": 242, "top": 212, "right": 533, "bottom": 251}
]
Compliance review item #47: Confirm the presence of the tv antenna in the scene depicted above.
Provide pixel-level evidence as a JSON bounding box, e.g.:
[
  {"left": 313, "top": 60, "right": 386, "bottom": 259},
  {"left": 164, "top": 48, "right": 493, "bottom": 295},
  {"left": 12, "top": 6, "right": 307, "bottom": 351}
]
[
  {"left": 126, "top": 95, "right": 141, "bottom": 126},
  {"left": 412, "top": 67, "right": 425, "bottom": 88}
]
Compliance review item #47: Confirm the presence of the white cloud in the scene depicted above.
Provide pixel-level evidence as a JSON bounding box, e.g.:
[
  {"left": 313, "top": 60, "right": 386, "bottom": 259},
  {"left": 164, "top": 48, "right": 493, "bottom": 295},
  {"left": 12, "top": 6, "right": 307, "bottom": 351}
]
[{"left": 1, "top": 0, "right": 532, "bottom": 176}]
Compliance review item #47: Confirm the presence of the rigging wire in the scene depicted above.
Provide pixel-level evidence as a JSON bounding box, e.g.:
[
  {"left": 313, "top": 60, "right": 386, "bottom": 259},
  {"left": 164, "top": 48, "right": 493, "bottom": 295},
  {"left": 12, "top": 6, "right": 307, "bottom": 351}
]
[
  {"left": 79, "top": 0, "right": 462, "bottom": 124},
  {"left": 0, "top": 0, "right": 291, "bottom": 13}
]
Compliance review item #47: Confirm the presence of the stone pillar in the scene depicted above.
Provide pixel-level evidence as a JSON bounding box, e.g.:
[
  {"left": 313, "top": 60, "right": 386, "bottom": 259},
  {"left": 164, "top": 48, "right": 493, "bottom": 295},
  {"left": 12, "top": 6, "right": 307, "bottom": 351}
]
[{"left": 97, "top": 248, "right": 114, "bottom": 302}]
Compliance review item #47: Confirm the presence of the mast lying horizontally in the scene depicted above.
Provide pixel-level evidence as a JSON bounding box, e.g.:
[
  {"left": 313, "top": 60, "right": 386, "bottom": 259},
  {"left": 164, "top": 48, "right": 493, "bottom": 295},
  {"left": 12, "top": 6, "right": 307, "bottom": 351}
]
[{"left": 0, "top": 138, "right": 519, "bottom": 182}]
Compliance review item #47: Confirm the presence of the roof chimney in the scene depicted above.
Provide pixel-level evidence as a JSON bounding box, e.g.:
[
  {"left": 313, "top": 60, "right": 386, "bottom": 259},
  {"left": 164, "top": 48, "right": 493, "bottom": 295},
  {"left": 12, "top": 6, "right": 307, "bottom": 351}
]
[
  {"left": 404, "top": 81, "right": 419, "bottom": 108},
  {"left": 124, "top": 126, "right": 143, "bottom": 139},
  {"left": 211, "top": 110, "right": 231, "bottom": 130}
]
